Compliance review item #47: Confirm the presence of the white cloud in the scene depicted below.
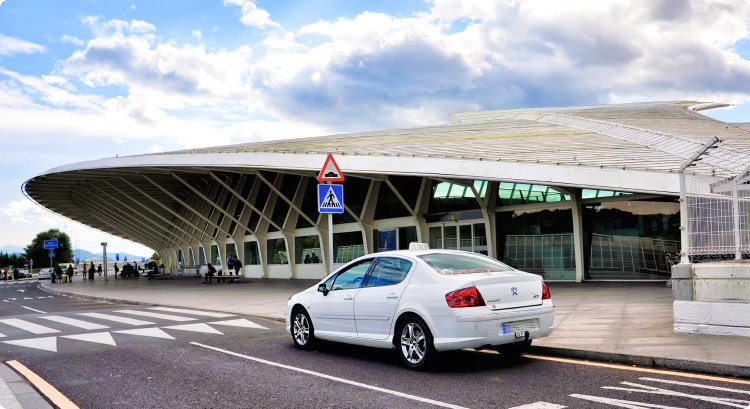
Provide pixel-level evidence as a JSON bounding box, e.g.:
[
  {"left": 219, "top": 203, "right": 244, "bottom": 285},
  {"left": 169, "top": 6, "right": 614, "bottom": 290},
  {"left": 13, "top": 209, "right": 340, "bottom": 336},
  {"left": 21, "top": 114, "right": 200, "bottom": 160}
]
[
  {"left": 310, "top": 71, "right": 321, "bottom": 83},
  {"left": 191, "top": 29, "right": 202, "bottom": 39},
  {"left": 213, "top": 26, "right": 220, "bottom": 33},
  {"left": 224, "top": 0, "right": 281, "bottom": 29},
  {"left": 0, "top": 0, "right": 5, "bottom": 8},
  {"left": 113, "top": 137, "right": 126, "bottom": 144},
  {"left": 0, "top": 34, "right": 46, "bottom": 56},
  {"left": 60, "top": 34, "right": 84, "bottom": 46},
  {"left": 147, "top": 144, "right": 163, "bottom": 152},
  {"left": 0, "top": 199, "right": 50, "bottom": 224},
  {"left": 130, "top": 4, "right": 136, "bottom": 10}
]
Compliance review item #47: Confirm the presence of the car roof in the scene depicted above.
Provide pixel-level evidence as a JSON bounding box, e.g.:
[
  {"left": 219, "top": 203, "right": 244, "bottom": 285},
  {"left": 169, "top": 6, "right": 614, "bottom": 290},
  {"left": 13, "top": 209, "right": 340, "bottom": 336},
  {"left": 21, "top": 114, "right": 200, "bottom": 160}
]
[{"left": 364, "top": 249, "right": 482, "bottom": 257}]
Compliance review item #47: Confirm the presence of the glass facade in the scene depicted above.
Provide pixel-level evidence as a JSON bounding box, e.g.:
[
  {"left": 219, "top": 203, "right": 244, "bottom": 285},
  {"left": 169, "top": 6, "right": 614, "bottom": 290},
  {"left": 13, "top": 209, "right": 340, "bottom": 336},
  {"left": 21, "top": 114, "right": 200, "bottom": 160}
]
[
  {"left": 498, "top": 183, "right": 569, "bottom": 206},
  {"left": 210, "top": 244, "right": 220, "bottom": 265},
  {"left": 373, "top": 227, "right": 418, "bottom": 252},
  {"left": 244, "top": 241, "right": 260, "bottom": 265},
  {"left": 199, "top": 247, "right": 206, "bottom": 266},
  {"left": 267, "top": 238, "right": 288, "bottom": 264},
  {"left": 189, "top": 249, "right": 195, "bottom": 265},
  {"left": 225, "top": 243, "right": 237, "bottom": 262},
  {"left": 584, "top": 199, "right": 679, "bottom": 280},
  {"left": 296, "top": 235, "right": 322, "bottom": 264},
  {"left": 333, "top": 231, "right": 364, "bottom": 263},
  {"left": 496, "top": 208, "right": 575, "bottom": 281}
]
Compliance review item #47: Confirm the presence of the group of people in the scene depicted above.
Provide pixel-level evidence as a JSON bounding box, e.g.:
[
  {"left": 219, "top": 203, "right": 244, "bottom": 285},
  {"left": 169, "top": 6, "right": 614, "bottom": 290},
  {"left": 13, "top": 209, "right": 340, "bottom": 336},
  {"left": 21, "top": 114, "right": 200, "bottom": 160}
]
[
  {"left": 50, "top": 265, "right": 76, "bottom": 283},
  {"left": 1, "top": 267, "right": 20, "bottom": 280},
  {"left": 203, "top": 254, "right": 242, "bottom": 284}
]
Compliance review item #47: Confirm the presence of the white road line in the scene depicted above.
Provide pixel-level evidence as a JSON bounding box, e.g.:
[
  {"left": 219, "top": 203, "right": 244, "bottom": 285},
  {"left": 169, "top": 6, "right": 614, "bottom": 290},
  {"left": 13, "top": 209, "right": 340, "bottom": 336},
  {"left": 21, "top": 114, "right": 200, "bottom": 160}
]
[
  {"left": 604, "top": 382, "right": 749, "bottom": 408},
  {"left": 62, "top": 332, "right": 116, "bottom": 346},
  {"left": 21, "top": 306, "right": 47, "bottom": 314},
  {"left": 0, "top": 319, "right": 59, "bottom": 334},
  {"left": 210, "top": 318, "right": 268, "bottom": 330},
  {"left": 113, "top": 310, "right": 197, "bottom": 322},
  {"left": 40, "top": 316, "right": 109, "bottom": 330},
  {"left": 2, "top": 337, "right": 57, "bottom": 352},
  {"left": 78, "top": 312, "right": 155, "bottom": 326},
  {"left": 114, "top": 327, "right": 174, "bottom": 340},
  {"left": 508, "top": 403, "right": 567, "bottom": 409},
  {"left": 163, "top": 323, "right": 223, "bottom": 335},
  {"left": 148, "top": 307, "right": 234, "bottom": 318},
  {"left": 640, "top": 377, "right": 750, "bottom": 395},
  {"left": 570, "top": 394, "right": 685, "bottom": 408},
  {"left": 191, "top": 342, "right": 469, "bottom": 409}
]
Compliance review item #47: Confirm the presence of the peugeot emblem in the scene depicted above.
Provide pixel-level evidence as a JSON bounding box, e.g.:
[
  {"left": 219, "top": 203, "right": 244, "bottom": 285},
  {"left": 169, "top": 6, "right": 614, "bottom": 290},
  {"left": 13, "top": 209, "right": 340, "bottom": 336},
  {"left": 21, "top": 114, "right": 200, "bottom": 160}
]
[{"left": 511, "top": 286, "right": 518, "bottom": 296}]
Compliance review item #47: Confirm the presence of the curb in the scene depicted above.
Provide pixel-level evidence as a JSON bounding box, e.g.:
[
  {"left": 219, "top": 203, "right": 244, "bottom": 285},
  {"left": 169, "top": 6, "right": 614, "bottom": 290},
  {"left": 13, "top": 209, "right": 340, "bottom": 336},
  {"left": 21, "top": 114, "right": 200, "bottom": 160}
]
[
  {"left": 38, "top": 282, "right": 750, "bottom": 379},
  {"left": 530, "top": 346, "right": 750, "bottom": 379},
  {"left": 38, "top": 282, "right": 286, "bottom": 324}
]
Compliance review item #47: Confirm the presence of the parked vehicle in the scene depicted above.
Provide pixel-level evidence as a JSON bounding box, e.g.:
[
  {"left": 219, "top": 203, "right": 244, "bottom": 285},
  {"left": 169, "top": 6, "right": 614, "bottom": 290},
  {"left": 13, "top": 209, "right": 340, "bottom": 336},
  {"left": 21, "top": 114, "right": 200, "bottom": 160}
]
[
  {"left": 286, "top": 248, "right": 554, "bottom": 370},
  {"left": 38, "top": 268, "right": 53, "bottom": 280}
]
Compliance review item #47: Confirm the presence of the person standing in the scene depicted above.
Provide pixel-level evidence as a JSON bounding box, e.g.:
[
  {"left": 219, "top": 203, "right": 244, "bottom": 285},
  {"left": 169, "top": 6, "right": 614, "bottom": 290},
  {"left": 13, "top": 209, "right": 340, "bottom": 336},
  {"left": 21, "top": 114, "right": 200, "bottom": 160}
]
[
  {"left": 82, "top": 263, "right": 87, "bottom": 280},
  {"left": 97, "top": 264, "right": 102, "bottom": 276},
  {"left": 88, "top": 263, "right": 95, "bottom": 280},
  {"left": 114, "top": 263, "right": 119, "bottom": 279},
  {"left": 66, "top": 265, "right": 74, "bottom": 283},
  {"left": 232, "top": 254, "right": 241, "bottom": 280}
]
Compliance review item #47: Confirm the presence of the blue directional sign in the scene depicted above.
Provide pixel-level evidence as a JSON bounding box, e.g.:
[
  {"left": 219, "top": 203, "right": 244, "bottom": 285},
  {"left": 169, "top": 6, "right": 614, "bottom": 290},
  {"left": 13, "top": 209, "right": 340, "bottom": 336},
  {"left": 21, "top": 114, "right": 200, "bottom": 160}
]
[
  {"left": 116, "top": 254, "right": 120, "bottom": 261},
  {"left": 48, "top": 250, "right": 55, "bottom": 258},
  {"left": 124, "top": 256, "right": 128, "bottom": 262},
  {"left": 318, "top": 184, "right": 344, "bottom": 214},
  {"left": 141, "top": 257, "right": 146, "bottom": 263},
  {"left": 43, "top": 239, "right": 58, "bottom": 249},
  {"left": 76, "top": 257, "right": 80, "bottom": 265}
]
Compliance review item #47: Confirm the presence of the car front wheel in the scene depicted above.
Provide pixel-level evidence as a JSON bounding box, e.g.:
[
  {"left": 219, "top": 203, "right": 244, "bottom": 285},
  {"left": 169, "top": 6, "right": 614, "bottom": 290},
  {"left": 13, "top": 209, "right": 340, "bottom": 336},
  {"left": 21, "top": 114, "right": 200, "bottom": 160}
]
[
  {"left": 398, "top": 316, "right": 438, "bottom": 370},
  {"left": 291, "top": 309, "right": 316, "bottom": 350}
]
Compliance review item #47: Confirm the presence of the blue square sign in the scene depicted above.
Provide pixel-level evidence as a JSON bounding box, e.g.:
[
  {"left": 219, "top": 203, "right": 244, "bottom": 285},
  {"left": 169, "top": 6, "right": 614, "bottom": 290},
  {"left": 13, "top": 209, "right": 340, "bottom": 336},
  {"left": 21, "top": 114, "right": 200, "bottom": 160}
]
[
  {"left": 43, "top": 239, "right": 58, "bottom": 249},
  {"left": 318, "top": 184, "right": 344, "bottom": 214}
]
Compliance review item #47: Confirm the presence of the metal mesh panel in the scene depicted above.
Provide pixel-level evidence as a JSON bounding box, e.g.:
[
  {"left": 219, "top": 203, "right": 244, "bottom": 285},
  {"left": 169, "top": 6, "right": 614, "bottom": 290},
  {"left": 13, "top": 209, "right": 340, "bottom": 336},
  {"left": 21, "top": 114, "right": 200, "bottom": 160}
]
[
  {"left": 590, "top": 234, "right": 679, "bottom": 274},
  {"left": 504, "top": 234, "right": 575, "bottom": 271}
]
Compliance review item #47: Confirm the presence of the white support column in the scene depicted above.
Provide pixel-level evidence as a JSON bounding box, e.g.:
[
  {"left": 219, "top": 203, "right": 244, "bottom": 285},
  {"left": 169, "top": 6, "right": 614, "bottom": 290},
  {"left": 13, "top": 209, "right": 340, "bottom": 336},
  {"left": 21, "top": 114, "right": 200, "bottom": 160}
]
[
  {"left": 360, "top": 181, "right": 380, "bottom": 254},
  {"left": 414, "top": 178, "right": 431, "bottom": 244},
  {"left": 485, "top": 181, "right": 499, "bottom": 259},
  {"left": 571, "top": 188, "right": 585, "bottom": 283}
]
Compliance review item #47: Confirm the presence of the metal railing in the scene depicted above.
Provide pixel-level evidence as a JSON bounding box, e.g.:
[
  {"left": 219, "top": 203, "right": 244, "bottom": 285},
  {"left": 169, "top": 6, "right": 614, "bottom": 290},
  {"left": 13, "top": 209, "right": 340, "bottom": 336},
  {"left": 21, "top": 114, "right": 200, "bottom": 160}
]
[
  {"left": 503, "top": 233, "right": 575, "bottom": 271},
  {"left": 590, "top": 234, "right": 680, "bottom": 274}
]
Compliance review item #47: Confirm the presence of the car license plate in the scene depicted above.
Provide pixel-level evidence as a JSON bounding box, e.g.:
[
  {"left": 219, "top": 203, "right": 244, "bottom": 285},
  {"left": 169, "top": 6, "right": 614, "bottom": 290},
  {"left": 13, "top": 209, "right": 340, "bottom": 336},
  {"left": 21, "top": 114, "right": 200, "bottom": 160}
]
[{"left": 514, "top": 331, "right": 526, "bottom": 338}]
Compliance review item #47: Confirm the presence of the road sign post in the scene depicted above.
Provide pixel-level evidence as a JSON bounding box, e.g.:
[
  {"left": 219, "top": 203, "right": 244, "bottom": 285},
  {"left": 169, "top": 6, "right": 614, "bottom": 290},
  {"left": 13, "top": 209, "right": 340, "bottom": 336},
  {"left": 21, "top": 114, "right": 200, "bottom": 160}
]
[
  {"left": 101, "top": 242, "right": 108, "bottom": 281},
  {"left": 43, "top": 240, "right": 58, "bottom": 271},
  {"left": 318, "top": 154, "right": 345, "bottom": 274}
]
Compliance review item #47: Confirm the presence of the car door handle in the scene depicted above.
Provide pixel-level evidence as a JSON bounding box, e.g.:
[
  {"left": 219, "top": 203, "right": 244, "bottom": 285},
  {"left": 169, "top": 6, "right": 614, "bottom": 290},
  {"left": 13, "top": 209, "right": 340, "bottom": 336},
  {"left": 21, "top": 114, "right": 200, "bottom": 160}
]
[
  {"left": 343, "top": 296, "right": 354, "bottom": 301},
  {"left": 386, "top": 295, "right": 399, "bottom": 299}
]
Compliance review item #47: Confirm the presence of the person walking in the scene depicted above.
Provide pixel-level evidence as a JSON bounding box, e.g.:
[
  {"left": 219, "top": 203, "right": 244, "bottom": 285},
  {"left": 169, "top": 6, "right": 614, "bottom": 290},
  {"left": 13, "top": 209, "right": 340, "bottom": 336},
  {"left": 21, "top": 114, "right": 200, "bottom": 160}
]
[
  {"left": 55, "top": 265, "right": 63, "bottom": 283},
  {"left": 66, "top": 265, "right": 74, "bottom": 283},
  {"left": 114, "top": 263, "right": 119, "bottom": 279},
  {"left": 97, "top": 264, "right": 102, "bottom": 276},
  {"left": 82, "top": 263, "right": 87, "bottom": 280},
  {"left": 232, "top": 254, "right": 241, "bottom": 281},
  {"left": 88, "top": 263, "right": 95, "bottom": 280}
]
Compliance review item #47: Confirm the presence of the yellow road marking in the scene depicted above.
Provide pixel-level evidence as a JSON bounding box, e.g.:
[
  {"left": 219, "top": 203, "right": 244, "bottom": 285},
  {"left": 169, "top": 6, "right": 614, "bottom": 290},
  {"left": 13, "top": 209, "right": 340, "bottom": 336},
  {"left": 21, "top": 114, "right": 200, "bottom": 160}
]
[{"left": 6, "top": 360, "right": 79, "bottom": 409}]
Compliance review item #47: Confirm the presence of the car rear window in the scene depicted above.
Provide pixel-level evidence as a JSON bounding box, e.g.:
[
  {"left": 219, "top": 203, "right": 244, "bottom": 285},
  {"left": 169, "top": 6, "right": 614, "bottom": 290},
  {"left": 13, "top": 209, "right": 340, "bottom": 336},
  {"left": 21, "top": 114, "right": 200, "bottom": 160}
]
[{"left": 417, "top": 253, "right": 513, "bottom": 275}]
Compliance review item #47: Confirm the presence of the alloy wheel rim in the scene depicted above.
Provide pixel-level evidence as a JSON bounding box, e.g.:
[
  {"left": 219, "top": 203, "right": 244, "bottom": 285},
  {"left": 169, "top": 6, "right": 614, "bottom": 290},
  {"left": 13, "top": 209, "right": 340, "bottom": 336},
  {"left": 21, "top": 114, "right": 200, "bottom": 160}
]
[
  {"left": 293, "top": 314, "right": 309, "bottom": 345},
  {"left": 400, "top": 323, "right": 426, "bottom": 364}
]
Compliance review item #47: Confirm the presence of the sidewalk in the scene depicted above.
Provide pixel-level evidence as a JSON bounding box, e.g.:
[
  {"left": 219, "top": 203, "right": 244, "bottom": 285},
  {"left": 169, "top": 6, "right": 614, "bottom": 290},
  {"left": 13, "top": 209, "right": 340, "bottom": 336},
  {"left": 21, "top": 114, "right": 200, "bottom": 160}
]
[
  {"left": 40, "top": 278, "right": 750, "bottom": 377},
  {"left": 0, "top": 363, "right": 52, "bottom": 409}
]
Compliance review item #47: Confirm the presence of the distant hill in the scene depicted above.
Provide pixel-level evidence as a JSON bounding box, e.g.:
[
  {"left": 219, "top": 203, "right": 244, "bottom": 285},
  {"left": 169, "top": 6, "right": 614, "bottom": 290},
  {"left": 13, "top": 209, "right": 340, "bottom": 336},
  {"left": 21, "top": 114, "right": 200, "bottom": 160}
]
[
  {"left": 0, "top": 245, "right": 24, "bottom": 255},
  {"left": 73, "top": 249, "right": 147, "bottom": 262}
]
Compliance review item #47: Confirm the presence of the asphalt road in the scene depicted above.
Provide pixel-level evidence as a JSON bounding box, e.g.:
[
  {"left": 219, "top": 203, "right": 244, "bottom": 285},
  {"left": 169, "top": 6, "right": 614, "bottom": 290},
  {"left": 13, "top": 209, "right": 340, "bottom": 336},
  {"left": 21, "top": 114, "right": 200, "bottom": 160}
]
[{"left": 0, "top": 280, "right": 748, "bottom": 409}]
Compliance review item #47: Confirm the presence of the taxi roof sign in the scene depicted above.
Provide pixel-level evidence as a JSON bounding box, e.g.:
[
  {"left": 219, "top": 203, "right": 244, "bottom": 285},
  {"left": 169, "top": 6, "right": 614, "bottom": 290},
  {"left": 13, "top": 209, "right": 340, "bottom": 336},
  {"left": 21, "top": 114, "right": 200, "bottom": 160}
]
[{"left": 317, "top": 154, "right": 345, "bottom": 183}]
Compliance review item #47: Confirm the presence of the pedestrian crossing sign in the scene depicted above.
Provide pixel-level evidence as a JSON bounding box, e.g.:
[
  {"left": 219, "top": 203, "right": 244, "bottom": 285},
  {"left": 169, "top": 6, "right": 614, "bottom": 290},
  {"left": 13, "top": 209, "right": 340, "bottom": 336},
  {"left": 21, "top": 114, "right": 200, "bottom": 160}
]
[{"left": 318, "top": 184, "right": 344, "bottom": 214}]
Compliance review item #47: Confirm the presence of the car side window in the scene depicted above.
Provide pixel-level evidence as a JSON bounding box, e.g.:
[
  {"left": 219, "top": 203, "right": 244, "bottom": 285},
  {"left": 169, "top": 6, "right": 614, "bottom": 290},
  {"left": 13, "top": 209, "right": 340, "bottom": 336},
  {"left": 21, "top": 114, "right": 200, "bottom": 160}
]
[
  {"left": 331, "top": 259, "right": 374, "bottom": 291},
  {"left": 365, "top": 257, "right": 413, "bottom": 288}
]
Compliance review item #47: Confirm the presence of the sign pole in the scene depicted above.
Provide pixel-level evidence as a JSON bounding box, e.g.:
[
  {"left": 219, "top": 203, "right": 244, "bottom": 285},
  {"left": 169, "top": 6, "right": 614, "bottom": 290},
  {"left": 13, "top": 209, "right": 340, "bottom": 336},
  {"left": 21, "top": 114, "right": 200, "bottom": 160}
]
[
  {"left": 102, "top": 243, "right": 108, "bottom": 281},
  {"left": 317, "top": 153, "right": 345, "bottom": 275},
  {"left": 328, "top": 212, "right": 334, "bottom": 274}
]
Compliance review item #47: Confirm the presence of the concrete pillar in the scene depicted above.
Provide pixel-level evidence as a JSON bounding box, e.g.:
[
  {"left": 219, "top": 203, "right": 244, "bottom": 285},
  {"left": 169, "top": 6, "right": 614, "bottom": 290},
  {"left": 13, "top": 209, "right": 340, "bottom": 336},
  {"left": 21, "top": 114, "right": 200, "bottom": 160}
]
[{"left": 571, "top": 188, "right": 585, "bottom": 283}]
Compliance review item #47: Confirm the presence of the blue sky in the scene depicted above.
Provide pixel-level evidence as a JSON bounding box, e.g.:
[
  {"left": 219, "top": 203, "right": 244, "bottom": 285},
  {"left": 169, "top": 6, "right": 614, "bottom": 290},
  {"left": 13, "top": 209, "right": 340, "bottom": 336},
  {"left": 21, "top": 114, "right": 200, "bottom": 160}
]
[{"left": 1, "top": 0, "right": 750, "bottom": 256}]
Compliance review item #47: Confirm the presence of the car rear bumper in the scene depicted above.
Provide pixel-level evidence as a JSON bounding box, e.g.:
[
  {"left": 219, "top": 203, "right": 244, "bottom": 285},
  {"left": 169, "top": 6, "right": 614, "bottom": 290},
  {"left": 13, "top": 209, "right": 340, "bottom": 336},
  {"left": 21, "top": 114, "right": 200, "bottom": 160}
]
[{"left": 431, "top": 305, "right": 555, "bottom": 352}]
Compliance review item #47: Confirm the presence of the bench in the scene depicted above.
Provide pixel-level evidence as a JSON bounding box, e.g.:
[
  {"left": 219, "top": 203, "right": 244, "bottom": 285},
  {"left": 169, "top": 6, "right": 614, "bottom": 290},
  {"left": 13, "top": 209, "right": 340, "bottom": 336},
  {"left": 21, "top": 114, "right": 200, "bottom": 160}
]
[
  {"left": 206, "top": 273, "right": 243, "bottom": 283},
  {"left": 146, "top": 273, "right": 166, "bottom": 280}
]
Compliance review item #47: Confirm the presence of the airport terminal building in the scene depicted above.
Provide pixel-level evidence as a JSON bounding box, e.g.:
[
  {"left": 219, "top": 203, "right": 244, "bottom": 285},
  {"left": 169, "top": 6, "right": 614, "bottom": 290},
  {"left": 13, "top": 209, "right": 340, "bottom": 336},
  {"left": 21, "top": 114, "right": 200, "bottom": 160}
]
[{"left": 23, "top": 101, "right": 750, "bottom": 282}]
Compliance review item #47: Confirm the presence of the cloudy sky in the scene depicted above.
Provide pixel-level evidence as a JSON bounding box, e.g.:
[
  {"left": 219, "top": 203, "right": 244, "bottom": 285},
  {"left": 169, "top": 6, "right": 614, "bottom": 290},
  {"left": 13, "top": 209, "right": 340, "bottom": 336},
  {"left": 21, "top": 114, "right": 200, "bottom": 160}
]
[{"left": 1, "top": 0, "right": 750, "bottom": 256}]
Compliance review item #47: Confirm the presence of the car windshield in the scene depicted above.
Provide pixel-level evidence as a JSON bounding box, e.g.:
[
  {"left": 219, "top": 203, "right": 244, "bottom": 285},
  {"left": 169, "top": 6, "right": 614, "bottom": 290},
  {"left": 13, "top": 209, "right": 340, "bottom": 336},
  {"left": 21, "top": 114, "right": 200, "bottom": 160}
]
[{"left": 418, "top": 253, "right": 514, "bottom": 275}]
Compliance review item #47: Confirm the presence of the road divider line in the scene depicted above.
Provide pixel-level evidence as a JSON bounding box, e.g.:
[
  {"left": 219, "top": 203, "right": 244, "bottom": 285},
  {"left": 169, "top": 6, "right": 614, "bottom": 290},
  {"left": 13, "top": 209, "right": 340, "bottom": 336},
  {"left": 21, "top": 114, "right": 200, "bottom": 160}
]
[
  {"left": 519, "top": 353, "right": 750, "bottom": 386},
  {"left": 21, "top": 306, "right": 46, "bottom": 314},
  {"left": 190, "top": 342, "right": 469, "bottom": 409},
  {"left": 6, "top": 360, "right": 79, "bottom": 409}
]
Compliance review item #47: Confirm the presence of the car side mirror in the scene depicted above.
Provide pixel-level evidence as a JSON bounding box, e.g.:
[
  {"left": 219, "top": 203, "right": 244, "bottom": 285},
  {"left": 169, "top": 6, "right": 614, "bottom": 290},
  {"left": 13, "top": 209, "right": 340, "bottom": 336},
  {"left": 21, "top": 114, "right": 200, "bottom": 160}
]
[{"left": 317, "top": 284, "right": 329, "bottom": 296}]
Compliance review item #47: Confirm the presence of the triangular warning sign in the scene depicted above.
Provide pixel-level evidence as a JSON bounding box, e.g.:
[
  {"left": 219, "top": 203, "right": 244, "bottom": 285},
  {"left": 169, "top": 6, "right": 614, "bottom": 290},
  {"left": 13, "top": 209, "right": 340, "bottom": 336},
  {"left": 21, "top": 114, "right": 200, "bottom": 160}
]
[
  {"left": 317, "top": 154, "right": 345, "bottom": 182},
  {"left": 320, "top": 186, "right": 342, "bottom": 209}
]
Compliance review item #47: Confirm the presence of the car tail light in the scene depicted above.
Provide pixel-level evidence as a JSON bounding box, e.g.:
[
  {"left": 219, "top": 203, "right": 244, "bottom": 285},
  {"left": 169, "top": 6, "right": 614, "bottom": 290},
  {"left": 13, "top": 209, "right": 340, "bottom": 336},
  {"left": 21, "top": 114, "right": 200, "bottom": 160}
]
[
  {"left": 445, "top": 286, "right": 486, "bottom": 308},
  {"left": 542, "top": 282, "right": 551, "bottom": 300}
]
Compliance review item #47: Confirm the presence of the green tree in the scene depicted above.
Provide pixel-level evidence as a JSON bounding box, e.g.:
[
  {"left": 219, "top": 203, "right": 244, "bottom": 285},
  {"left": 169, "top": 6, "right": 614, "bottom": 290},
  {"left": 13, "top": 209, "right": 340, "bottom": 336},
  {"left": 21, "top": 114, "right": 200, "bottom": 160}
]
[
  {"left": 150, "top": 252, "right": 161, "bottom": 261},
  {"left": 24, "top": 229, "right": 73, "bottom": 268}
]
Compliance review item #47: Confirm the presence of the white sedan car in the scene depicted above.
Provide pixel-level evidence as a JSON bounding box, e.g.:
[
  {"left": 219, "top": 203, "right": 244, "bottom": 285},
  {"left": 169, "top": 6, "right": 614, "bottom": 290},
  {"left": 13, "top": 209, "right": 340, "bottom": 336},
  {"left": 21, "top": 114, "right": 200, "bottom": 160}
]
[
  {"left": 38, "top": 268, "right": 53, "bottom": 280},
  {"left": 286, "top": 249, "right": 554, "bottom": 369}
]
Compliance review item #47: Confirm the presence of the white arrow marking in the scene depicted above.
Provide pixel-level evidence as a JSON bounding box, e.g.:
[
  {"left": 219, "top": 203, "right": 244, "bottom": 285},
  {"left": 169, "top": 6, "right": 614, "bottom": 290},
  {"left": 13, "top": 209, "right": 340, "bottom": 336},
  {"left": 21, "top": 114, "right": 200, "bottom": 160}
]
[
  {"left": 0, "top": 319, "right": 59, "bottom": 334},
  {"left": 21, "top": 306, "right": 47, "bottom": 314},
  {"left": 114, "top": 327, "right": 174, "bottom": 340},
  {"left": 210, "top": 318, "right": 268, "bottom": 330},
  {"left": 41, "top": 316, "right": 109, "bottom": 330},
  {"left": 3, "top": 337, "right": 57, "bottom": 352},
  {"left": 23, "top": 297, "right": 33, "bottom": 300},
  {"left": 163, "top": 323, "right": 223, "bottom": 335},
  {"left": 149, "top": 307, "right": 234, "bottom": 318},
  {"left": 62, "top": 332, "right": 116, "bottom": 346},
  {"left": 508, "top": 403, "right": 567, "bottom": 409},
  {"left": 2, "top": 300, "right": 7, "bottom": 303},
  {"left": 571, "top": 394, "right": 685, "bottom": 408},
  {"left": 16, "top": 290, "right": 24, "bottom": 293},
  {"left": 8, "top": 298, "right": 16, "bottom": 301}
]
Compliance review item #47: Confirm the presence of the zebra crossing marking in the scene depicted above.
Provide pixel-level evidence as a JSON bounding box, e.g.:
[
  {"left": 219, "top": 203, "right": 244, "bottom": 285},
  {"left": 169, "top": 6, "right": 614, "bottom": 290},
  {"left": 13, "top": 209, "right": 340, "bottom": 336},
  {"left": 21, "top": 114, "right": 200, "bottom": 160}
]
[
  {"left": 78, "top": 312, "right": 155, "bottom": 326},
  {"left": 61, "top": 332, "right": 116, "bottom": 346},
  {"left": 40, "top": 316, "right": 109, "bottom": 330},
  {"left": 163, "top": 323, "right": 223, "bottom": 335},
  {"left": 148, "top": 307, "right": 234, "bottom": 318},
  {"left": 114, "top": 310, "right": 197, "bottom": 322},
  {"left": 0, "top": 318, "right": 59, "bottom": 334},
  {"left": 114, "top": 327, "right": 174, "bottom": 340},
  {"left": 210, "top": 318, "right": 268, "bottom": 330}
]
